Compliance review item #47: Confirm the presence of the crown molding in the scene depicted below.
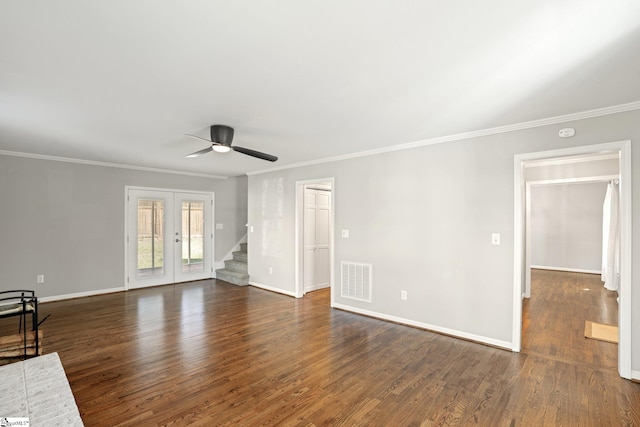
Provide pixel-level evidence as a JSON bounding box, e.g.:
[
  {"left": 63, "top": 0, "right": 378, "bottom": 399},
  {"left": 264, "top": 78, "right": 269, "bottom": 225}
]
[
  {"left": 0, "top": 150, "right": 228, "bottom": 180},
  {"left": 247, "top": 100, "right": 640, "bottom": 176}
]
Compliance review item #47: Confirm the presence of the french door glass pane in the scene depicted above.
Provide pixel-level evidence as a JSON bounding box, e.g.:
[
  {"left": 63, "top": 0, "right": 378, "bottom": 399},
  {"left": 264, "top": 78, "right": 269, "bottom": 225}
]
[
  {"left": 181, "top": 201, "right": 204, "bottom": 273},
  {"left": 137, "top": 199, "right": 165, "bottom": 277}
]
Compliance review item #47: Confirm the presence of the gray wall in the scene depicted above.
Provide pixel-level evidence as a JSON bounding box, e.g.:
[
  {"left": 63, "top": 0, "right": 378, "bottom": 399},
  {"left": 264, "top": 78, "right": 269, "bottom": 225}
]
[
  {"left": 247, "top": 109, "right": 640, "bottom": 372},
  {"left": 530, "top": 182, "right": 608, "bottom": 272},
  {"left": 213, "top": 173, "right": 248, "bottom": 263},
  {"left": 0, "top": 155, "right": 248, "bottom": 298}
]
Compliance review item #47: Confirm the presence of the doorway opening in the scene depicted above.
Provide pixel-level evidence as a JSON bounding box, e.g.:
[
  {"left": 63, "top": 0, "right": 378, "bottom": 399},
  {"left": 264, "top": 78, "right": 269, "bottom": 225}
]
[
  {"left": 125, "top": 187, "right": 214, "bottom": 289},
  {"left": 524, "top": 173, "right": 620, "bottom": 372},
  {"left": 513, "top": 141, "right": 631, "bottom": 379},
  {"left": 295, "top": 178, "right": 335, "bottom": 303}
]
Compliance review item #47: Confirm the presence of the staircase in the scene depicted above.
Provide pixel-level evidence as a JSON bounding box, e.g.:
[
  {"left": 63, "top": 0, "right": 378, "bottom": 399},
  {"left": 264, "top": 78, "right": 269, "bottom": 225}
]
[{"left": 215, "top": 243, "right": 249, "bottom": 286}]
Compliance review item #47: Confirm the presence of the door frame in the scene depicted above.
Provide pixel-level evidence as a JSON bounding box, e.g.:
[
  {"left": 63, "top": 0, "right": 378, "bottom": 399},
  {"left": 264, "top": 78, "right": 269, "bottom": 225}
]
[
  {"left": 512, "top": 140, "right": 632, "bottom": 379},
  {"left": 294, "top": 178, "right": 335, "bottom": 301},
  {"left": 124, "top": 186, "right": 215, "bottom": 290}
]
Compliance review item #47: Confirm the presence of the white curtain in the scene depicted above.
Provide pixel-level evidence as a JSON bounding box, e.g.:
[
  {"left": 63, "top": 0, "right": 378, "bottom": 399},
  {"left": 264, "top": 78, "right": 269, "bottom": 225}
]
[{"left": 601, "top": 180, "right": 620, "bottom": 292}]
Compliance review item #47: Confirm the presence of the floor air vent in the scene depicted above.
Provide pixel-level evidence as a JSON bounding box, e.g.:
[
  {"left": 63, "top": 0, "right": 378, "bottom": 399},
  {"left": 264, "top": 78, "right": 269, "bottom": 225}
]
[{"left": 341, "top": 262, "right": 372, "bottom": 302}]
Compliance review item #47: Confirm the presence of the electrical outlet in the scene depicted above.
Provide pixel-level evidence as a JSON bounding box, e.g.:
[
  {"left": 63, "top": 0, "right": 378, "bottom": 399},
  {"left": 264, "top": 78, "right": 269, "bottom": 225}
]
[
  {"left": 269, "top": 267, "right": 273, "bottom": 275},
  {"left": 400, "top": 290, "right": 407, "bottom": 300},
  {"left": 37, "top": 274, "right": 44, "bottom": 284}
]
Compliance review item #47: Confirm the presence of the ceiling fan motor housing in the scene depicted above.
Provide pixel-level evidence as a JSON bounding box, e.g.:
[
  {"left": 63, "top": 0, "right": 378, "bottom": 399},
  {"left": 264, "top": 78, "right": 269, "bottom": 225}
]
[{"left": 211, "top": 125, "right": 234, "bottom": 146}]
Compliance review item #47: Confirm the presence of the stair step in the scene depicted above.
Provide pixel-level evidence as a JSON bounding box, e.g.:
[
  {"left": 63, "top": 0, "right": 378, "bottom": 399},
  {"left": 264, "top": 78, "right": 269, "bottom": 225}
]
[
  {"left": 240, "top": 242, "right": 247, "bottom": 252},
  {"left": 232, "top": 251, "right": 247, "bottom": 263},
  {"left": 216, "top": 268, "right": 249, "bottom": 286},
  {"left": 224, "top": 259, "right": 247, "bottom": 273}
]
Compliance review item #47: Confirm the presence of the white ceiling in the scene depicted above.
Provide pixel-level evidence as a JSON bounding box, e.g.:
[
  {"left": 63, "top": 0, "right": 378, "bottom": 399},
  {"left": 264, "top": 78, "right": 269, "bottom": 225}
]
[{"left": 1, "top": 1, "right": 639, "bottom": 178}]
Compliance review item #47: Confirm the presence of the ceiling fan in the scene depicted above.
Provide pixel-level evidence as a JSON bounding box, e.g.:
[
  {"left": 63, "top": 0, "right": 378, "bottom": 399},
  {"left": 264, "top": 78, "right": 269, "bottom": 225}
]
[{"left": 185, "top": 125, "right": 278, "bottom": 162}]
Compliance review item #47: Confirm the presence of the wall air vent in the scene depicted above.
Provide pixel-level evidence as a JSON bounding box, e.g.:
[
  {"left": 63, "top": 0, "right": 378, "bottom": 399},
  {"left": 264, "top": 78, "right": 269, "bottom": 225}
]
[{"left": 341, "top": 262, "right": 372, "bottom": 302}]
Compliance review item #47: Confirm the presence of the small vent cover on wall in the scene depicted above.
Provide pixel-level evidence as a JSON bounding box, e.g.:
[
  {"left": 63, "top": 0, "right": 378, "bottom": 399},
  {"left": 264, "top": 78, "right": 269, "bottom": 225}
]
[{"left": 341, "top": 262, "right": 372, "bottom": 302}]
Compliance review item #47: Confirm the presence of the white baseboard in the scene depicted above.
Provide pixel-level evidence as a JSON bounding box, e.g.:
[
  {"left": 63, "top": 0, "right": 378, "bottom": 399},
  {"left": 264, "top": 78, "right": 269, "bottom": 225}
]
[
  {"left": 249, "top": 281, "right": 297, "bottom": 298},
  {"left": 632, "top": 370, "right": 640, "bottom": 382},
  {"left": 39, "top": 287, "right": 125, "bottom": 303},
  {"left": 531, "top": 265, "right": 602, "bottom": 275},
  {"left": 332, "top": 302, "right": 513, "bottom": 351},
  {"left": 303, "top": 283, "right": 330, "bottom": 293}
]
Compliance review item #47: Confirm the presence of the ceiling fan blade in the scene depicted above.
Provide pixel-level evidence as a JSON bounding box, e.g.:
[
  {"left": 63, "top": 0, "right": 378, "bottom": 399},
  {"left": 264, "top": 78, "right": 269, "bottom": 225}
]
[
  {"left": 185, "top": 146, "right": 213, "bottom": 158},
  {"left": 232, "top": 146, "right": 278, "bottom": 162},
  {"left": 185, "top": 134, "right": 213, "bottom": 143}
]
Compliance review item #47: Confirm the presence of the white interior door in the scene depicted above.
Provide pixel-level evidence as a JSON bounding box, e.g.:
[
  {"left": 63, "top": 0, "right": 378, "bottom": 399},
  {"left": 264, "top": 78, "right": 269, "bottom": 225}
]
[
  {"left": 303, "top": 187, "right": 331, "bottom": 293},
  {"left": 127, "top": 189, "right": 213, "bottom": 289}
]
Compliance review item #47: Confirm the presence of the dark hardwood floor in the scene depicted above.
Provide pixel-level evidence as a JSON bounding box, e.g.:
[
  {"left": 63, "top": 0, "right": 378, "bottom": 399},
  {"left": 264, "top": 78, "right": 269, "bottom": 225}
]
[
  {"left": 1, "top": 272, "right": 638, "bottom": 426},
  {"left": 522, "top": 269, "right": 619, "bottom": 372}
]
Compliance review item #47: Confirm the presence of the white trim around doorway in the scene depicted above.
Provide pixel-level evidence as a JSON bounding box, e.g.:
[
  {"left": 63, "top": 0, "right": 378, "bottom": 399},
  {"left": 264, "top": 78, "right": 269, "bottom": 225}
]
[{"left": 512, "top": 140, "right": 632, "bottom": 379}]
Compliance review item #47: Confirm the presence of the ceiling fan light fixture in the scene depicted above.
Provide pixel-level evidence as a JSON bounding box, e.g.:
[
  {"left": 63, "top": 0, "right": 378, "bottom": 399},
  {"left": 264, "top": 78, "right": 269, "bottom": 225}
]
[
  {"left": 185, "top": 124, "right": 277, "bottom": 161},
  {"left": 212, "top": 145, "right": 231, "bottom": 153}
]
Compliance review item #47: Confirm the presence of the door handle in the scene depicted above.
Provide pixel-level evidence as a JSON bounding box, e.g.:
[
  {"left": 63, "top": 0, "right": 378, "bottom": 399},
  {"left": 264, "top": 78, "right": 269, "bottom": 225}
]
[{"left": 175, "top": 238, "right": 180, "bottom": 242}]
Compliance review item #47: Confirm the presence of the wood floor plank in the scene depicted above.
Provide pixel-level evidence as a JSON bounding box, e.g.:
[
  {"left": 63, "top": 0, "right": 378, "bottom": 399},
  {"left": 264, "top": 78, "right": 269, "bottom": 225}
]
[{"left": 0, "top": 273, "right": 638, "bottom": 426}]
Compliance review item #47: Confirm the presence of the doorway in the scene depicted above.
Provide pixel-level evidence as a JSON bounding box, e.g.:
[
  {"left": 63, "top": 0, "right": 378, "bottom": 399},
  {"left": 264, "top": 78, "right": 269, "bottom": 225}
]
[
  {"left": 513, "top": 141, "right": 632, "bottom": 379},
  {"left": 126, "top": 187, "right": 214, "bottom": 289},
  {"left": 295, "top": 178, "right": 334, "bottom": 300},
  {"left": 524, "top": 177, "right": 619, "bottom": 371}
]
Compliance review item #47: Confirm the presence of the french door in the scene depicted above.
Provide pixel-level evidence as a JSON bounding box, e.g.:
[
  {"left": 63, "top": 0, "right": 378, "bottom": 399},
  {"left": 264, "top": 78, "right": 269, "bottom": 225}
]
[{"left": 127, "top": 188, "right": 213, "bottom": 289}]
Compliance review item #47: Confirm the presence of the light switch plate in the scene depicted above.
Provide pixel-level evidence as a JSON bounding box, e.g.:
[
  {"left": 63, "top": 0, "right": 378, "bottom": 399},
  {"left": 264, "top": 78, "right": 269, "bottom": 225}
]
[{"left": 341, "top": 229, "right": 350, "bottom": 238}]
